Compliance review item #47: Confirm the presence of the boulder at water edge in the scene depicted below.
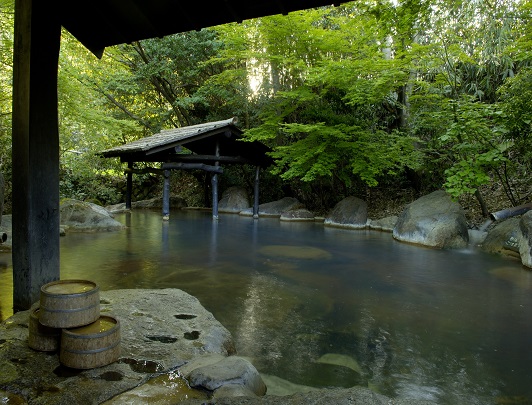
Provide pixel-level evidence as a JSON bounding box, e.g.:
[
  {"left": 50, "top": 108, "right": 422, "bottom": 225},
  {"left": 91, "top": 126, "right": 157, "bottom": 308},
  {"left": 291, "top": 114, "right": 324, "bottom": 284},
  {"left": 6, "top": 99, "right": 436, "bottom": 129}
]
[
  {"left": 60, "top": 199, "right": 125, "bottom": 232},
  {"left": 480, "top": 217, "right": 521, "bottom": 259},
  {"left": 219, "top": 186, "right": 251, "bottom": 213},
  {"left": 239, "top": 197, "right": 304, "bottom": 217},
  {"left": 519, "top": 211, "right": 532, "bottom": 268},
  {"left": 280, "top": 208, "right": 315, "bottom": 221},
  {"left": 106, "top": 196, "right": 187, "bottom": 214},
  {"left": 392, "top": 190, "right": 469, "bottom": 249},
  {"left": 324, "top": 196, "right": 368, "bottom": 229}
]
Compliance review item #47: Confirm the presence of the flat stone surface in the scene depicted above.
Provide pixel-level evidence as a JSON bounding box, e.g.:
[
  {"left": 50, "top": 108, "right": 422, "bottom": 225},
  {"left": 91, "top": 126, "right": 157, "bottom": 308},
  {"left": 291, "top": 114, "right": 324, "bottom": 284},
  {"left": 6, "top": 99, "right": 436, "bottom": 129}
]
[{"left": 0, "top": 288, "right": 235, "bottom": 404}]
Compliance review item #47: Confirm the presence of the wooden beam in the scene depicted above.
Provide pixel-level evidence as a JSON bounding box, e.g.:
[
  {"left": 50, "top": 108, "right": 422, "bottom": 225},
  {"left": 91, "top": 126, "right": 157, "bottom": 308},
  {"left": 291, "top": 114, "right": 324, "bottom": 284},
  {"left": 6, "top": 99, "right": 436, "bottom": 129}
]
[
  {"left": 12, "top": 0, "right": 61, "bottom": 311},
  {"left": 170, "top": 154, "right": 251, "bottom": 164},
  {"left": 125, "top": 167, "right": 163, "bottom": 175},
  {"left": 162, "top": 162, "right": 223, "bottom": 173},
  {"left": 119, "top": 154, "right": 251, "bottom": 164}
]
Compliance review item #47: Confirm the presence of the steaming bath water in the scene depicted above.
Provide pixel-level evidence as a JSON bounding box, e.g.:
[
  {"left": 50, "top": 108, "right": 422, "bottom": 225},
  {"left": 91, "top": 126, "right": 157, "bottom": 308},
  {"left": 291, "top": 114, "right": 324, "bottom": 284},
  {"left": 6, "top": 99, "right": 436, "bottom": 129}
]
[{"left": 1, "top": 209, "right": 531, "bottom": 404}]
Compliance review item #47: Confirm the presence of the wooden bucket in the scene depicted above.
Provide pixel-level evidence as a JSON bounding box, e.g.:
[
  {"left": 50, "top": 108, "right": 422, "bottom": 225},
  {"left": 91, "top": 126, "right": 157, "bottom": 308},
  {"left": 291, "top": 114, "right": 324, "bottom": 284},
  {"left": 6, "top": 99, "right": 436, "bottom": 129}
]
[
  {"left": 39, "top": 279, "right": 100, "bottom": 328},
  {"left": 60, "top": 315, "right": 121, "bottom": 369},
  {"left": 28, "top": 306, "right": 61, "bottom": 352}
]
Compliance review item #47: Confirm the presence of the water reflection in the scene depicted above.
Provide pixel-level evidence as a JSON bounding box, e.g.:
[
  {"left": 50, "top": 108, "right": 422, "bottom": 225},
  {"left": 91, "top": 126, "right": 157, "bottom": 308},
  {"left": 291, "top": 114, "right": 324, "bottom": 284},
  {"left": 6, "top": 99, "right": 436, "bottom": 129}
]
[{"left": 1, "top": 210, "right": 531, "bottom": 404}]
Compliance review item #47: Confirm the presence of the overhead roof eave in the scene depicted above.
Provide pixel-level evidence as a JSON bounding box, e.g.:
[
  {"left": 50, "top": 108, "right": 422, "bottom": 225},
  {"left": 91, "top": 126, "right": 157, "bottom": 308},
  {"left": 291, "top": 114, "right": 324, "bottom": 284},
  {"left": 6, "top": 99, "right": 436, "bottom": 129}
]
[{"left": 57, "top": 0, "right": 342, "bottom": 57}]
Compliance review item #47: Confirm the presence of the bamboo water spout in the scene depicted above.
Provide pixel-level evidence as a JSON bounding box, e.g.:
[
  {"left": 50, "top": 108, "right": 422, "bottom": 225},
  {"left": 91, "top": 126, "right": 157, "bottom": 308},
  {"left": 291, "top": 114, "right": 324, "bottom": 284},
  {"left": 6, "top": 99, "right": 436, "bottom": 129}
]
[{"left": 490, "top": 202, "right": 532, "bottom": 221}]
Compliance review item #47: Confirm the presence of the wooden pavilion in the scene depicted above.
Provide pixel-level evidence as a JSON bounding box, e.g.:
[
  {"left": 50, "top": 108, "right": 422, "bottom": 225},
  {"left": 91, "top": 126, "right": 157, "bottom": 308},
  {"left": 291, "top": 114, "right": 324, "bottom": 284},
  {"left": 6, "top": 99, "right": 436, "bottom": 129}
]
[
  {"left": 99, "top": 117, "right": 272, "bottom": 219},
  {"left": 11, "top": 0, "right": 342, "bottom": 312}
]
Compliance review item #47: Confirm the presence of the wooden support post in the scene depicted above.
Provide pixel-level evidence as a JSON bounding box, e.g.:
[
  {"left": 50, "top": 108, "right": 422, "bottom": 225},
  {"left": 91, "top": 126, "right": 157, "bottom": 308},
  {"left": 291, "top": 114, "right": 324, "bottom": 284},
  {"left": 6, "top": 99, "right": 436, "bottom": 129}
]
[
  {"left": 211, "top": 173, "right": 219, "bottom": 220},
  {"left": 162, "top": 169, "right": 170, "bottom": 220},
  {"left": 253, "top": 166, "right": 260, "bottom": 219},
  {"left": 126, "top": 161, "right": 133, "bottom": 209},
  {"left": 212, "top": 141, "right": 220, "bottom": 220},
  {"left": 12, "top": 0, "right": 61, "bottom": 311}
]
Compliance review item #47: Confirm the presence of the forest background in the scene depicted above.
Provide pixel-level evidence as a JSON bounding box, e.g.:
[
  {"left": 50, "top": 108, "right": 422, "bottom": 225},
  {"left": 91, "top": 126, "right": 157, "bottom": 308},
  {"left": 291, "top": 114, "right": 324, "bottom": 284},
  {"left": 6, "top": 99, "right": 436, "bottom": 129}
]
[{"left": 0, "top": 0, "right": 530, "bottom": 226}]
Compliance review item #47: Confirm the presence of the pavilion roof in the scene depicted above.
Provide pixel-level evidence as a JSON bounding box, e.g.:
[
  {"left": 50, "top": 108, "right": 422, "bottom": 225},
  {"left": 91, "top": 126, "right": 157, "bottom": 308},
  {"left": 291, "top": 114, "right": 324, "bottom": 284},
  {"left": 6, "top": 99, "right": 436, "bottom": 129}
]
[{"left": 100, "top": 117, "right": 273, "bottom": 167}]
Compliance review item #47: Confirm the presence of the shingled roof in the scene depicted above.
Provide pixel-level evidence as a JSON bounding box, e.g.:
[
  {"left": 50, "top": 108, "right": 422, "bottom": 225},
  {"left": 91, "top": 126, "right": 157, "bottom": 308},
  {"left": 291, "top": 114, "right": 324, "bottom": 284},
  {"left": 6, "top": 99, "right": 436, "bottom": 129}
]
[{"left": 100, "top": 117, "right": 273, "bottom": 167}]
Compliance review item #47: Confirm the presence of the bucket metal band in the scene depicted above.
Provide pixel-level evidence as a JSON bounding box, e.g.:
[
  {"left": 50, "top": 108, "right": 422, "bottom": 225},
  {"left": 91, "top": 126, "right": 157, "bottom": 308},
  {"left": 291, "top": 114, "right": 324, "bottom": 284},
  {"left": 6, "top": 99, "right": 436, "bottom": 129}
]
[
  {"left": 63, "top": 339, "right": 120, "bottom": 355},
  {"left": 40, "top": 302, "right": 100, "bottom": 313}
]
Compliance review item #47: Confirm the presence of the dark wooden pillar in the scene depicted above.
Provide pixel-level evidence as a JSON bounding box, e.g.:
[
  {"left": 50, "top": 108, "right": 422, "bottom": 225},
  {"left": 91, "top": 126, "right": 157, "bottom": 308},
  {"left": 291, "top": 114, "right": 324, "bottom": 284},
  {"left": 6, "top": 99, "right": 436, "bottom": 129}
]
[
  {"left": 126, "top": 161, "right": 133, "bottom": 209},
  {"left": 211, "top": 141, "right": 220, "bottom": 220},
  {"left": 162, "top": 169, "right": 170, "bottom": 220},
  {"left": 12, "top": 0, "right": 61, "bottom": 311},
  {"left": 253, "top": 166, "right": 260, "bottom": 219}
]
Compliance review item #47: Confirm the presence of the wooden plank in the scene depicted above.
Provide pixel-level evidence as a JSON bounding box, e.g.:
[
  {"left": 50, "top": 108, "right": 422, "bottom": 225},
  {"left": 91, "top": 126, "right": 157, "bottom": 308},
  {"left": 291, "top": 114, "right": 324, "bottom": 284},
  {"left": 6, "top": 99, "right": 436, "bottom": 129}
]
[
  {"left": 119, "top": 154, "right": 251, "bottom": 164},
  {"left": 162, "top": 162, "right": 223, "bottom": 173},
  {"left": 170, "top": 154, "right": 251, "bottom": 164}
]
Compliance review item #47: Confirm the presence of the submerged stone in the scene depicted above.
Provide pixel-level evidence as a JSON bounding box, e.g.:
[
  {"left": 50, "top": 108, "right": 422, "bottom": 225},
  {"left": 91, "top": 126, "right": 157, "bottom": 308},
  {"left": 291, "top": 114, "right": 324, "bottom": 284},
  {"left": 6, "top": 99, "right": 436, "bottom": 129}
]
[
  {"left": 316, "top": 353, "right": 364, "bottom": 374},
  {"left": 275, "top": 361, "right": 366, "bottom": 389},
  {"left": 489, "top": 267, "right": 532, "bottom": 290},
  {"left": 259, "top": 245, "right": 331, "bottom": 260},
  {"left": 260, "top": 373, "right": 320, "bottom": 396}
]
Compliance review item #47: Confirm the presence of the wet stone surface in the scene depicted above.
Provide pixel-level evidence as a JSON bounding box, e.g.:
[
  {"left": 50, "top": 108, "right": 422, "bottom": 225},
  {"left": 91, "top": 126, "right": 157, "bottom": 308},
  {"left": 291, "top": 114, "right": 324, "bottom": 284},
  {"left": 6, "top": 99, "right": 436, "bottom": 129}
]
[
  {"left": 1, "top": 288, "right": 436, "bottom": 405},
  {"left": 0, "top": 288, "right": 236, "bottom": 404}
]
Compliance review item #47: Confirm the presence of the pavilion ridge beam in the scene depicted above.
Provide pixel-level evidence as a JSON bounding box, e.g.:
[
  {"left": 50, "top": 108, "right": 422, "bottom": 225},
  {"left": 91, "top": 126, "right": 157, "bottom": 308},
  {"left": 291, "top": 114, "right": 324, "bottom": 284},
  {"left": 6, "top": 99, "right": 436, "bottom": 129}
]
[
  {"left": 161, "top": 162, "right": 223, "bottom": 174},
  {"left": 170, "top": 154, "right": 251, "bottom": 164},
  {"left": 145, "top": 128, "right": 235, "bottom": 155}
]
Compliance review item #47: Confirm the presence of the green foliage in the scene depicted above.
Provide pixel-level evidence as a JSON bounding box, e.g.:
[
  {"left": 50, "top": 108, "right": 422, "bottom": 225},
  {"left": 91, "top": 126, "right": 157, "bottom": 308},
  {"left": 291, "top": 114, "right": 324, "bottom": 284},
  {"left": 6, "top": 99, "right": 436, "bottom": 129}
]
[
  {"left": 435, "top": 96, "right": 517, "bottom": 201},
  {"left": 1, "top": 0, "right": 531, "bottom": 212},
  {"left": 269, "top": 123, "right": 422, "bottom": 187},
  {"left": 498, "top": 67, "right": 532, "bottom": 144}
]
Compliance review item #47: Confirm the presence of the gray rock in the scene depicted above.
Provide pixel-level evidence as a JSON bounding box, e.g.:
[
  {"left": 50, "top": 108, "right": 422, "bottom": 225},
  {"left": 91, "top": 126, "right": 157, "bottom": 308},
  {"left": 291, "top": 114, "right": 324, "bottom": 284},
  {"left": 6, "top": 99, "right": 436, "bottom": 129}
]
[
  {"left": 106, "top": 196, "right": 187, "bottom": 213},
  {"left": 213, "top": 383, "right": 260, "bottom": 398},
  {"left": 219, "top": 187, "right": 251, "bottom": 213},
  {"left": 481, "top": 217, "right": 521, "bottom": 258},
  {"left": 519, "top": 211, "right": 532, "bottom": 268},
  {"left": 393, "top": 190, "right": 469, "bottom": 249},
  {"left": 185, "top": 355, "right": 266, "bottom": 396},
  {"left": 280, "top": 208, "right": 315, "bottom": 222},
  {"left": 60, "top": 199, "right": 125, "bottom": 232},
  {"left": 368, "top": 216, "right": 398, "bottom": 232},
  {"left": 0, "top": 214, "right": 11, "bottom": 251},
  {"left": 100, "top": 289, "right": 236, "bottom": 366},
  {"left": 239, "top": 197, "right": 304, "bottom": 218},
  {"left": 324, "top": 196, "right": 368, "bottom": 229}
]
